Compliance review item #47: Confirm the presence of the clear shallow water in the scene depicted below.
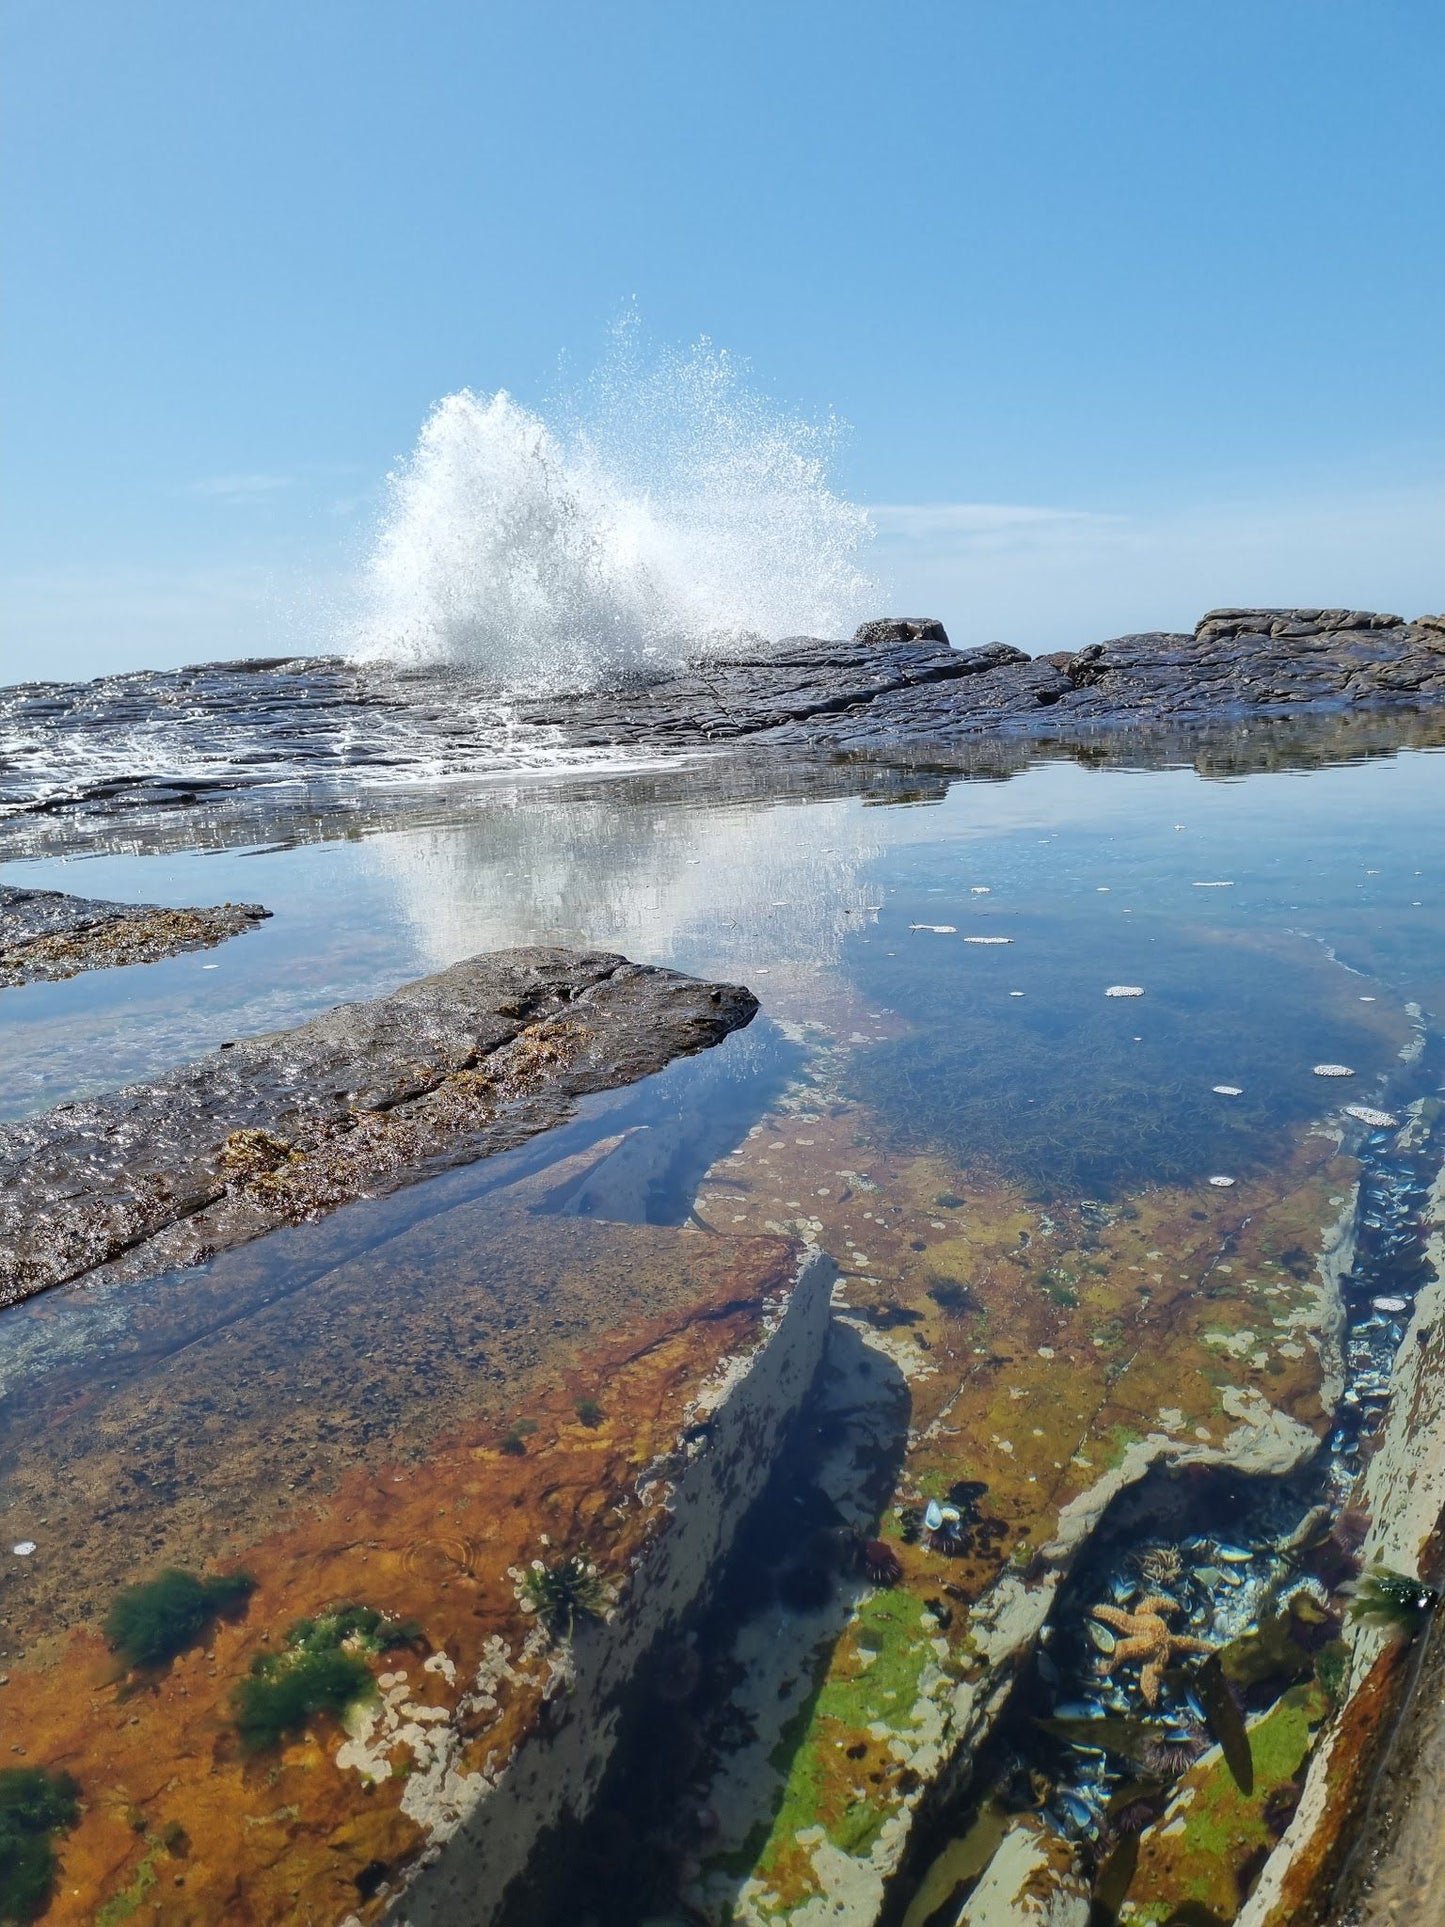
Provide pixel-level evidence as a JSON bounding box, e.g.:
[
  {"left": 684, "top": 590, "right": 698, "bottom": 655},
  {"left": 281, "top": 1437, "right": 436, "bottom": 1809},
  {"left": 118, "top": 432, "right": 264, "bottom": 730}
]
[
  {"left": 4, "top": 728, "right": 1444, "bottom": 1119},
  {"left": 2, "top": 714, "right": 1445, "bottom": 1926}
]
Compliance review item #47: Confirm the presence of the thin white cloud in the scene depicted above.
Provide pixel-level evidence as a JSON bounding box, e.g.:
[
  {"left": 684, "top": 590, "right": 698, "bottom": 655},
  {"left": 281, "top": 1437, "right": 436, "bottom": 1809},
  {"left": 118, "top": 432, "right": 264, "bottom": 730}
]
[
  {"left": 188, "top": 473, "right": 296, "bottom": 501},
  {"left": 867, "top": 484, "right": 1444, "bottom": 649},
  {"left": 869, "top": 502, "right": 1121, "bottom": 538},
  {"left": 0, "top": 562, "right": 343, "bottom": 683}
]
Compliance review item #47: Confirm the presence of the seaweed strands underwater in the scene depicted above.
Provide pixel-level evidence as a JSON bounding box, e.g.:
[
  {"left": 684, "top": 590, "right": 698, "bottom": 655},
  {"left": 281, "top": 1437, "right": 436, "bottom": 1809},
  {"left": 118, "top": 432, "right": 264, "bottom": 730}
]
[{"left": 907, "top": 1089, "right": 1444, "bottom": 1920}]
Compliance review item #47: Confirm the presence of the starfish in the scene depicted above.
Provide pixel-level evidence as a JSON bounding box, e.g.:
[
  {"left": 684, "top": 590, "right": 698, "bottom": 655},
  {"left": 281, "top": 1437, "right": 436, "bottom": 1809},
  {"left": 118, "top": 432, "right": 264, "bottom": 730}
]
[{"left": 1091, "top": 1594, "right": 1214, "bottom": 1706}]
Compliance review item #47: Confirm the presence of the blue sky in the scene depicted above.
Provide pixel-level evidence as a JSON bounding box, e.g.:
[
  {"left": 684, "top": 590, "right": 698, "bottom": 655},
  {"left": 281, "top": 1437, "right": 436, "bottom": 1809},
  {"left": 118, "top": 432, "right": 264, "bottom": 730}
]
[{"left": 3, "top": 0, "right": 1442, "bottom": 681}]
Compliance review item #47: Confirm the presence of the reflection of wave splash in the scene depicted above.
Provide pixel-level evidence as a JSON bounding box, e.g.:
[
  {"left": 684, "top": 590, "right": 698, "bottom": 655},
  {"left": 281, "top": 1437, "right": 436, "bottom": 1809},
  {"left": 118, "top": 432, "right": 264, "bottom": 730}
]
[
  {"left": 353, "top": 333, "right": 877, "bottom": 690},
  {"left": 368, "top": 791, "right": 885, "bottom": 978}
]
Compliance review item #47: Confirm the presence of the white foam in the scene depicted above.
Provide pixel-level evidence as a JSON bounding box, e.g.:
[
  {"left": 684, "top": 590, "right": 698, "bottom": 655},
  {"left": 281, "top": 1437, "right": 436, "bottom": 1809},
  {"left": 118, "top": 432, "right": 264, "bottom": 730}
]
[{"left": 352, "top": 329, "right": 877, "bottom": 690}]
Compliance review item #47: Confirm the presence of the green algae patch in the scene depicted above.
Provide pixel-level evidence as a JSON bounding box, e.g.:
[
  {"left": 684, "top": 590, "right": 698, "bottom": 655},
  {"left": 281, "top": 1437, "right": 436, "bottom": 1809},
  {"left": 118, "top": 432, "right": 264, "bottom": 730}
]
[
  {"left": 752, "top": 1588, "right": 939, "bottom": 1904},
  {"left": 104, "top": 1568, "right": 256, "bottom": 1671},
  {"left": 0, "top": 1767, "right": 81, "bottom": 1926},
  {"left": 838, "top": 1588, "right": 938, "bottom": 1730},
  {"left": 1132, "top": 1684, "right": 1329, "bottom": 1918},
  {"left": 232, "top": 1603, "right": 418, "bottom": 1750},
  {"left": 95, "top": 1845, "right": 162, "bottom": 1927}
]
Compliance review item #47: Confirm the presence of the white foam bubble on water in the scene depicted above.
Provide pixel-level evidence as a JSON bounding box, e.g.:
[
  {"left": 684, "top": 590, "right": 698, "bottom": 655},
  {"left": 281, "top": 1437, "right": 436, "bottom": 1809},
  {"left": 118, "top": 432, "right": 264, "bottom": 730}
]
[{"left": 352, "top": 327, "right": 878, "bottom": 690}]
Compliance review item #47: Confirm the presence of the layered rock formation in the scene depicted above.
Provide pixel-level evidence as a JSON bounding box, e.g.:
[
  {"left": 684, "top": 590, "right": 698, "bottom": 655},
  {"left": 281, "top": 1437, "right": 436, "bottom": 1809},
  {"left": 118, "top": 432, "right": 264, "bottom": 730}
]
[
  {"left": 0, "top": 946, "right": 758, "bottom": 1306},
  {"left": 517, "top": 608, "right": 1445, "bottom": 748},
  {"left": 6, "top": 609, "right": 1442, "bottom": 833}
]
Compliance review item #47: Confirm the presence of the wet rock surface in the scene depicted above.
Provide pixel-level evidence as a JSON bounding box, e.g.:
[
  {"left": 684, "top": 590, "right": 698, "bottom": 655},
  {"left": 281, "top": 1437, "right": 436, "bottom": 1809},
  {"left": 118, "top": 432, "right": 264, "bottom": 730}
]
[
  {"left": 0, "top": 883, "right": 270, "bottom": 986},
  {"left": 6, "top": 609, "right": 1443, "bottom": 829},
  {"left": 512, "top": 632, "right": 1031, "bottom": 742},
  {"left": 520, "top": 608, "right": 1445, "bottom": 749},
  {"left": 0, "top": 945, "right": 758, "bottom": 1307}
]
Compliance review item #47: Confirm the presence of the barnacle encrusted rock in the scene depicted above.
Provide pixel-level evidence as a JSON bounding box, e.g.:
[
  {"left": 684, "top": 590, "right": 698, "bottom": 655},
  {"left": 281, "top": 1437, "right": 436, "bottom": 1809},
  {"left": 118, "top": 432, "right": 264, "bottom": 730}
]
[{"left": 0, "top": 945, "right": 758, "bottom": 1306}]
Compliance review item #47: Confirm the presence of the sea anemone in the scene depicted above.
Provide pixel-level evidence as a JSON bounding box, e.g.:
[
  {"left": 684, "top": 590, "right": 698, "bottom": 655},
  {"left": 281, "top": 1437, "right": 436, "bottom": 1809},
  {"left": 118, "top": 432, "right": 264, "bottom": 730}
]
[
  {"left": 522, "top": 1555, "right": 607, "bottom": 1640},
  {"left": 1135, "top": 1546, "right": 1184, "bottom": 1591},
  {"left": 859, "top": 1540, "right": 903, "bottom": 1586}
]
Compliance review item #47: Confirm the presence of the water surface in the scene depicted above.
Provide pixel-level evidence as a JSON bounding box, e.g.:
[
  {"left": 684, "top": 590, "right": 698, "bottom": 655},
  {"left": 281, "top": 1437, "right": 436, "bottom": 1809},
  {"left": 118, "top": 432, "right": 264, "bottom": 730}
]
[{"left": 3, "top": 713, "right": 1444, "bottom": 1925}]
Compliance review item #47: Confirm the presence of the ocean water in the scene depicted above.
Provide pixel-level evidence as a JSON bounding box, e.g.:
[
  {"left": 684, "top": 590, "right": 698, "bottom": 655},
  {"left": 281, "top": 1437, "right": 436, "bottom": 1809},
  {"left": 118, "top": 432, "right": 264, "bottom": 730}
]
[{"left": 2, "top": 713, "right": 1444, "bottom": 1926}]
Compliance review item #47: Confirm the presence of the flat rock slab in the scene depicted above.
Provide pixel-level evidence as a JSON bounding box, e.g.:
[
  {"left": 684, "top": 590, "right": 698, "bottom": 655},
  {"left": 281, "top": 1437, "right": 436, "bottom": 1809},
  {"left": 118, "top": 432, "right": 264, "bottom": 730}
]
[
  {"left": 0, "top": 945, "right": 758, "bottom": 1307},
  {"left": 513, "top": 631, "right": 1027, "bottom": 743},
  {"left": 519, "top": 608, "right": 1445, "bottom": 748},
  {"left": 0, "top": 883, "right": 270, "bottom": 985}
]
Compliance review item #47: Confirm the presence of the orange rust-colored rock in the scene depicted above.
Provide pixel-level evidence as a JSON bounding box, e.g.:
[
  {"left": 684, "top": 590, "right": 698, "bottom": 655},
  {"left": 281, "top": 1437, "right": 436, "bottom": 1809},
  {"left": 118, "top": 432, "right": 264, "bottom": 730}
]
[{"left": 4, "top": 1221, "right": 818, "bottom": 1926}]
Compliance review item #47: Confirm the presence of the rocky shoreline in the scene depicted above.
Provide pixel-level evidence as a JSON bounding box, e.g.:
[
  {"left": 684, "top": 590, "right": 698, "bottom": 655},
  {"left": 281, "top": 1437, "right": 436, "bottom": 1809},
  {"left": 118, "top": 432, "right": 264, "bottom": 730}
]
[
  {"left": 3, "top": 607, "right": 1443, "bottom": 831},
  {"left": 0, "top": 946, "right": 757, "bottom": 1308},
  {"left": 518, "top": 607, "right": 1445, "bottom": 749}
]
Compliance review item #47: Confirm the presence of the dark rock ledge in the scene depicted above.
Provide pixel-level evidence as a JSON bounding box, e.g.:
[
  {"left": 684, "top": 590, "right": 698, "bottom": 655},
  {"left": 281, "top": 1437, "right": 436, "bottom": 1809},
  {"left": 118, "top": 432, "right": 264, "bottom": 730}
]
[
  {"left": 516, "top": 606, "right": 1445, "bottom": 747},
  {"left": 0, "top": 947, "right": 757, "bottom": 1309},
  {"left": 0, "top": 883, "right": 271, "bottom": 987}
]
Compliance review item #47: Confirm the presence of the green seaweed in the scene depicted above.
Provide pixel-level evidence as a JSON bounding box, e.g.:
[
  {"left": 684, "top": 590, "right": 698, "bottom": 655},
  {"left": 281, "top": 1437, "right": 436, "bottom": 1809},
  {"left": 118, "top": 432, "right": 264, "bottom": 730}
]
[
  {"left": 0, "top": 1768, "right": 80, "bottom": 1926},
  {"left": 1349, "top": 1563, "right": 1440, "bottom": 1634},
  {"left": 103, "top": 1567, "right": 256, "bottom": 1670},
  {"left": 231, "top": 1602, "right": 417, "bottom": 1750},
  {"left": 233, "top": 1648, "right": 372, "bottom": 1750}
]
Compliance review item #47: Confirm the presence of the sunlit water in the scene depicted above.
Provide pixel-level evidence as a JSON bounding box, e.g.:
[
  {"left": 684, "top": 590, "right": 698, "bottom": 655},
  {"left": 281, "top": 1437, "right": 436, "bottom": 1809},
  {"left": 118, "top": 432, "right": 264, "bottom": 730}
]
[{"left": 2, "top": 716, "right": 1444, "bottom": 1925}]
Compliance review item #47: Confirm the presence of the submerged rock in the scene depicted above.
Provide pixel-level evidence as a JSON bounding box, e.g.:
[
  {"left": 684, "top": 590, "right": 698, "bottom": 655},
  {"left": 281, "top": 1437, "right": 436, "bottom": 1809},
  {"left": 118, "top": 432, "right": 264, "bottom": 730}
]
[
  {"left": 0, "top": 946, "right": 758, "bottom": 1306},
  {"left": 0, "top": 883, "right": 269, "bottom": 986}
]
